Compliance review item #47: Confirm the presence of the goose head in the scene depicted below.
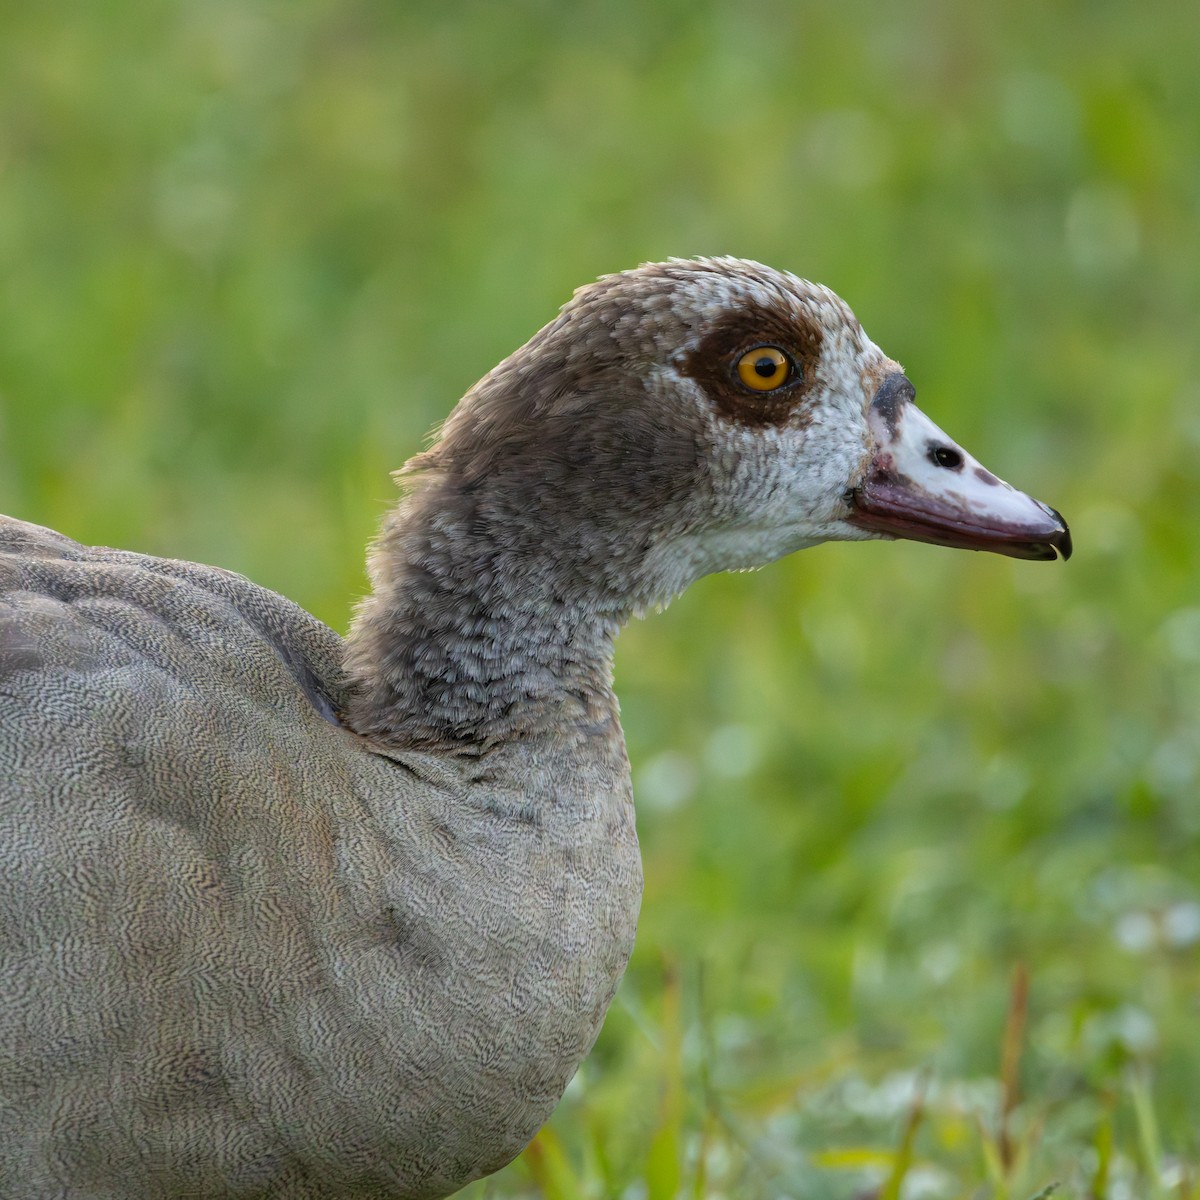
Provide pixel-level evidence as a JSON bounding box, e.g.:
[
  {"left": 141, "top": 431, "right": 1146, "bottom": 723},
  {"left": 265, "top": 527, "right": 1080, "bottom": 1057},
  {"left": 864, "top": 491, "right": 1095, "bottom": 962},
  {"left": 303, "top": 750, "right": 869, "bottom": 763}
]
[
  {"left": 614, "top": 258, "right": 1071, "bottom": 597},
  {"left": 348, "top": 257, "right": 1068, "bottom": 745}
]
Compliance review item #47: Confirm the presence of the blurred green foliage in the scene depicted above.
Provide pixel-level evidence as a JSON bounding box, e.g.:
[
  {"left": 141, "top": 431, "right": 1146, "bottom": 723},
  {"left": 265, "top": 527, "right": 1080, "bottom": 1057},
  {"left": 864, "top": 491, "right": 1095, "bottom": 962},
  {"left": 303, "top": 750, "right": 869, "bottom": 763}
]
[{"left": 2, "top": 1, "right": 1198, "bottom": 1196}]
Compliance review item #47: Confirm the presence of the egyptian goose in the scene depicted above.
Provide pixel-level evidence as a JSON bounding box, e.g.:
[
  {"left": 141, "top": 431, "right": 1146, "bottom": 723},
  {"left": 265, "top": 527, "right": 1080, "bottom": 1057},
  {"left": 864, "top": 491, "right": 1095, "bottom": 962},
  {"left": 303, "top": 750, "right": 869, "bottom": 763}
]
[{"left": 0, "top": 258, "right": 1069, "bottom": 1198}]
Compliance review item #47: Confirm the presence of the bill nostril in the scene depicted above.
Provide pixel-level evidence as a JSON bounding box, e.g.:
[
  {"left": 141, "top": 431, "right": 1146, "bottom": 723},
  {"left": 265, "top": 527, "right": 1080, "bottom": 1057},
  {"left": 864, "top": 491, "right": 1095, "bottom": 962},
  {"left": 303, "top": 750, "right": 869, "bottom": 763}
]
[{"left": 929, "top": 444, "right": 963, "bottom": 471}]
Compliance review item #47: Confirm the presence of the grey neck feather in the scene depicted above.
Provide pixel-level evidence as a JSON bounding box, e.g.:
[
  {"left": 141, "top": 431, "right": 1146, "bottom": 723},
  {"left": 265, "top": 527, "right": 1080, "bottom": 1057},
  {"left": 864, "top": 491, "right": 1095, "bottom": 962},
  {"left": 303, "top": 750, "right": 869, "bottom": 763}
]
[{"left": 343, "top": 472, "right": 637, "bottom": 749}]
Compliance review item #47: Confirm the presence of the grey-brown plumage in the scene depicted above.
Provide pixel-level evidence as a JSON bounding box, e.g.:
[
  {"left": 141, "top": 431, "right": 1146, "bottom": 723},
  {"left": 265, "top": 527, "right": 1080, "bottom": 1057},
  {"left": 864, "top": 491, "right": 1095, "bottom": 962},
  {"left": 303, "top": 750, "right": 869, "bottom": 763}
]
[{"left": 0, "top": 259, "right": 1069, "bottom": 1199}]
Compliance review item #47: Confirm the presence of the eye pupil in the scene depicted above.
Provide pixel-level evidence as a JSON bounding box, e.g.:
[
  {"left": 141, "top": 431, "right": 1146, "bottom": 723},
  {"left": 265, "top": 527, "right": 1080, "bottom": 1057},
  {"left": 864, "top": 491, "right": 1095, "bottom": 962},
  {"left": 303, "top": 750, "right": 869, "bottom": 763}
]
[{"left": 753, "top": 356, "right": 778, "bottom": 378}]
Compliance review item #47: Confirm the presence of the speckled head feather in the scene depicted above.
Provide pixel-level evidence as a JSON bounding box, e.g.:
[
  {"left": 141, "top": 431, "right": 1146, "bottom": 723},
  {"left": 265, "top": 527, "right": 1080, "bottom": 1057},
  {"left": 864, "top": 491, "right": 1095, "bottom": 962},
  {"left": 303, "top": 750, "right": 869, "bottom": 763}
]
[{"left": 415, "top": 257, "right": 877, "bottom": 469}]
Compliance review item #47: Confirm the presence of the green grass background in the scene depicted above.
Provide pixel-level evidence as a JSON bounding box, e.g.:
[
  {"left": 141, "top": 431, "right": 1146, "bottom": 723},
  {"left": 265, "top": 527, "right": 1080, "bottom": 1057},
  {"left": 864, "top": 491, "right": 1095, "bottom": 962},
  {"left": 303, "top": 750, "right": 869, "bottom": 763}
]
[{"left": 2, "top": 2, "right": 1198, "bottom": 1196}]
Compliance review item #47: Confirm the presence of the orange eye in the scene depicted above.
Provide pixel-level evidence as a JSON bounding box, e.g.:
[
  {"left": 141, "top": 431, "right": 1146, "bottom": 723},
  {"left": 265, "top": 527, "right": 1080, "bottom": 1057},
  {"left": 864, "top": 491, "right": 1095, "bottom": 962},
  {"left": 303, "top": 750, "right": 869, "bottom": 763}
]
[{"left": 736, "top": 346, "right": 793, "bottom": 392}]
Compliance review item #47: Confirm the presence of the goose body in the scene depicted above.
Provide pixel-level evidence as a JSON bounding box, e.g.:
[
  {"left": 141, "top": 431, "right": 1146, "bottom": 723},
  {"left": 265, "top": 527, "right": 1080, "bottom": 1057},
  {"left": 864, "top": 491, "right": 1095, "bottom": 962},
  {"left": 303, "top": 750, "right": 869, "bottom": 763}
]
[{"left": 0, "top": 258, "right": 1069, "bottom": 1198}]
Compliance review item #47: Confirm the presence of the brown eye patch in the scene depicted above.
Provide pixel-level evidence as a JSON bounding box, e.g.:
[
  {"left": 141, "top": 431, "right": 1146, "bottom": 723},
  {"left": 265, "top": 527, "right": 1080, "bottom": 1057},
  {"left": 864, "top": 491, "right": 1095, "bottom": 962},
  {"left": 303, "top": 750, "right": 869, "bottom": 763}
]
[{"left": 677, "top": 305, "right": 824, "bottom": 427}]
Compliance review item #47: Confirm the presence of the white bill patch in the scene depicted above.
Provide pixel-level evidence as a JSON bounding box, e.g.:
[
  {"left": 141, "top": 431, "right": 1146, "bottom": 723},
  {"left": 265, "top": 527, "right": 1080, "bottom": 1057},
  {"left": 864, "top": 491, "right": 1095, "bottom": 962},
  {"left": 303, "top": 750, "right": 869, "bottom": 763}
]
[{"left": 876, "top": 402, "right": 1059, "bottom": 526}]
